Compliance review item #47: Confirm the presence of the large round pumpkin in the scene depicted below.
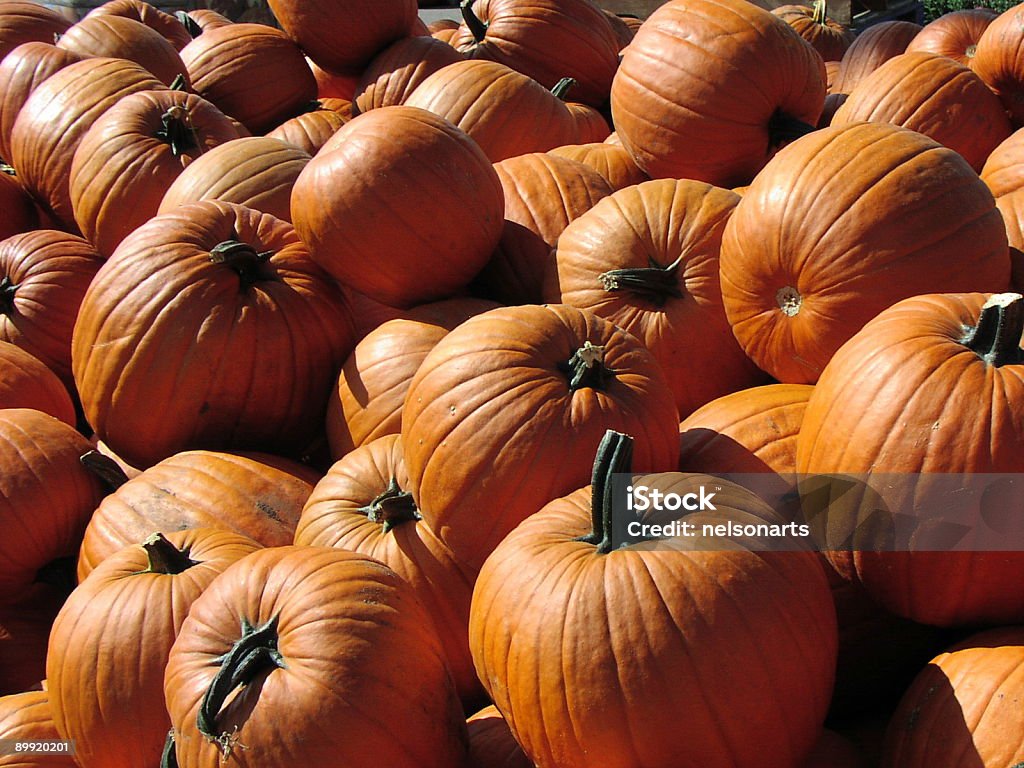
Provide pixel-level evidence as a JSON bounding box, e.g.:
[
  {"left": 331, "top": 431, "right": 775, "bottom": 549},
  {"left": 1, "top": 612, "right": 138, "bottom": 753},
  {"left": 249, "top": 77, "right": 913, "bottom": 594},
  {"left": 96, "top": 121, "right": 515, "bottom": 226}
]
[
  {"left": 905, "top": 8, "right": 996, "bottom": 67},
  {"left": 831, "top": 19, "right": 922, "bottom": 94}
]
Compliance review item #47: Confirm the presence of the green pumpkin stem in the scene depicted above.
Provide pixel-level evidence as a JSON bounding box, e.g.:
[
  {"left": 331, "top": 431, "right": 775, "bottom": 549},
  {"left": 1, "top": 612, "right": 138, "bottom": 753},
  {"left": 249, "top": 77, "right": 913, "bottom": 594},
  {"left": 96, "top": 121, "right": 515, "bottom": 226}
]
[
  {"left": 551, "top": 77, "right": 577, "bottom": 101},
  {"left": 460, "top": 0, "right": 489, "bottom": 43},
  {"left": 0, "top": 276, "right": 17, "bottom": 315},
  {"left": 576, "top": 430, "right": 633, "bottom": 554},
  {"left": 176, "top": 11, "right": 203, "bottom": 38},
  {"left": 812, "top": 0, "right": 828, "bottom": 25},
  {"left": 198, "top": 615, "right": 286, "bottom": 753},
  {"left": 561, "top": 341, "right": 613, "bottom": 391},
  {"left": 80, "top": 450, "right": 130, "bottom": 492},
  {"left": 599, "top": 255, "right": 684, "bottom": 307},
  {"left": 155, "top": 104, "right": 199, "bottom": 157},
  {"left": 169, "top": 73, "right": 188, "bottom": 92},
  {"left": 161, "top": 731, "right": 179, "bottom": 768},
  {"left": 767, "top": 110, "right": 816, "bottom": 152},
  {"left": 360, "top": 477, "right": 421, "bottom": 534},
  {"left": 140, "top": 532, "right": 196, "bottom": 575},
  {"left": 209, "top": 240, "right": 273, "bottom": 287},
  {"left": 961, "top": 292, "right": 1024, "bottom": 367}
]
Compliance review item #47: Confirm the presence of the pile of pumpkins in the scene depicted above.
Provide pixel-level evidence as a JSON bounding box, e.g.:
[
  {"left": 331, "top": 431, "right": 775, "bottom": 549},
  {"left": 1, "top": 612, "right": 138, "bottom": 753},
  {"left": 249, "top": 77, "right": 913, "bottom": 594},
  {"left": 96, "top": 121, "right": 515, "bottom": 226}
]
[{"left": 1, "top": 0, "right": 1023, "bottom": 764}]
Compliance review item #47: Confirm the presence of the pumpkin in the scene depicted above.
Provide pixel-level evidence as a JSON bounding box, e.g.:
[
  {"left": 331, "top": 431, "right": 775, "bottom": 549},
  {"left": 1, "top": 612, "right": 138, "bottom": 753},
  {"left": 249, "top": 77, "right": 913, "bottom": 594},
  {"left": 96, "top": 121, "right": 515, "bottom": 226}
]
[
  {"left": 803, "top": 730, "right": 867, "bottom": 768},
  {"left": 0, "top": 42, "right": 81, "bottom": 166},
  {"left": 179, "top": 23, "right": 316, "bottom": 134},
  {"left": 973, "top": 4, "right": 1024, "bottom": 125},
  {"left": 432, "top": 26, "right": 459, "bottom": 46},
  {"left": 0, "top": 408, "right": 105, "bottom": 604},
  {"left": 47, "top": 529, "right": 261, "bottom": 768},
  {"left": 0, "top": 691, "right": 75, "bottom": 767},
  {"left": 352, "top": 34, "right": 463, "bottom": 115},
  {"left": 0, "top": 1, "right": 70, "bottom": 62},
  {"left": 0, "top": 170, "right": 36, "bottom": 241},
  {"left": 466, "top": 706, "right": 532, "bottom": 768},
  {"left": 453, "top": 0, "right": 620, "bottom": 107},
  {"left": 77, "top": 449, "right": 319, "bottom": 579},
  {"left": 818, "top": 91, "right": 847, "bottom": 126},
  {"left": 545, "top": 178, "right": 767, "bottom": 414},
  {"left": 0, "top": 585, "right": 66, "bottom": 696},
  {"left": 157, "top": 137, "right": 308, "bottom": 224},
  {"left": 308, "top": 56, "right": 359, "bottom": 100},
  {"left": 342, "top": 284, "right": 411, "bottom": 340},
  {"left": 0, "top": 341, "right": 75, "bottom": 425},
  {"left": 291, "top": 105, "right": 504, "bottom": 308},
  {"left": 797, "top": 292, "right": 1024, "bottom": 626},
  {"left": 469, "top": 431, "right": 837, "bottom": 768},
  {"left": 71, "top": 201, "right": 355, "bottom": 468},
  {"left": 830, "top": 51, "right": 1011, "bottom": 172},
  {"left": 265, "top": 103, "right": 349, "bottom": 155},
  {"left": 610, "top": 0, "right": 826, "bottom": 187},
  {"left": 996, "top": 187, "right": 1024, "bottom": 253},
  {"left": 183, "top": 8, "right": 230, "bottom": 34},
  {"left": 55, "top": 15, "right": 188, "bottom": 87},
  {"left": 266, "top": 0, "right": 417, "bottom": 76},
  {"left": 8, "top": 57, "right": 165, "bottom": 231},
  {"left": 401, "top": 303, "right": 680, "bottom": 571},
  {"left": 404, "top": 59, "right": 578, "bottom": 163},
  {"left": 772, "top": 0, "right": 853, "bottom": 62},
  {"left": 163, "top": 545, "right": 469, "bottom": 767},
  {"left": 905, "top": 8, "right": 996, "bottom": 67},
  {"left": 326, "top": 298, "right": 499, "bottom": 460},
  {"left": 474, "top": 152, "right": 612, "bottom": 306},
  {"left": 70, "top": 88, "right": 243, "bottom": 258},
  {"left": 86, "top": 0, "right": 192, "bottom": 50},
  {"left": 719, "top": 122, "right": 1009, "bottom": 384},
  {"left": 551, "top": 77, "right": 611, "bottom": 142},
  {"left": 548, "top": 142, "right": 647, "bottom": 191},
  {"left": 982, "top": 126, "right": 1024, "bottom": 198},
  {"left": 294, "top": 435, "right": 484, "bottom": 708},
  {"left": 831, "top": 20, "right": 922, "bottom": 94},
  {"left": 0, "top": 229, "right": 103, "bottom": 389},
  {"left": 428, "top": 18, "right": 459, "bottom": 34},
  {"left": 881, "top": 627, "right": 1024, "bottom": 767}
]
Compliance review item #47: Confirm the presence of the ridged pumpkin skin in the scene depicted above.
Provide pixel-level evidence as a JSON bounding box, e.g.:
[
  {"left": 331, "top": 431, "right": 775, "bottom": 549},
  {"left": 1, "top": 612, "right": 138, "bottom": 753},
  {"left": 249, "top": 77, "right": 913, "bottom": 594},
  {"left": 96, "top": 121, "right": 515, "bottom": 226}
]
[
  {"left": 0, "top": 42, "right": 81, "bottom": 165},
  {"left": 77, "top": 450, "right": 319, "bottom": 580},
  {"left": 86, "top": 0, "right": 192, "bottom": 51},
  {"left": 452, "top": 0, "right": 620, "bottom": 107},
  {"left": 720, "top": 122, "right": 1009, "bottom": 384},
  {"left": 832, "top": 20, "right": 922, "bottom": 94},
  {"left": 291, "top": 105, "right": 504, "bottom": 308},
  {"left": 163, "top": 546, "right": 469, "bottom": 767},
  {"left": 157, "top": 137, "right": 308, "bottom": 224},
  {"left": 772, "top": 2, "right": 853, "bottom": 62},
  {"left": 548, "top": 142, "right": 647, "bottom": 191},
  {"left": 973, "top": 4, "right": 1024, "bottom": 125},
  {"left": 325, "top": 298, "right": 499, "bottom": 460},
  {"left": 0, "top": 409, "right": 105, "bottom": 604},
  {"left": 353, "top": 34, "right": 463, "bottom": 115},
  {"left": 72, "top": 201, "right": 355, "bottom": 468},
  {"left": 180, "top": 23, "right": 316, "bottom": 134},
  {"left": 476, "top": 152, "right": 612, "bottom": 306},
  {"left": 546, "top": 179, "right": 766, "bottom": 415},
  {"left": 831, "top": 51, "right": 1011, "bottom": 172},
  {"left": 466, "top": 706, "right": 532, "bottom": 768},
  {"left": 0, "top": 229, "right": 103, "bottom": 388},
  {"left": 56, "top": 15, "right": 188, "bottom": 87},
  {"left": 185, "top": 8, "right": 231, "bottom": 33},
  {"left": 8, "top": 57, "right": 165, "bottom": 231},
  {"left": 0, "top": 172, "right": 36, "bottom": 241},
  {"left": 981, "top": 127, "right": 1024, "bottom": 198},
  {"left": 0, "top": 341, "right": 75, "bottom": 425},
  {"left": 610, "top": 0, "right": 826, "bottom": 187},
  {"left": 404, "top": 59, "right": 578, "bottom": 163},
  {"left": 47, "top": 529, "right": 262, "bottom": 768},
  {"left": 905, "top": 8, "right": 996, "bottom": 67},
  {"left": 469, "top": 463, "right": 837, "bottom": 768},
  {"left": 70, "top": 88, "right": 243, "bottom": 258},
  {"left": 294, "top": 435, "right": 484, "bottom": 708},
  {"left": 881, "top": 627, "right": 1024, "bottom": 767},
  {"left": 0, "top": 1, "right": 70, "bottom": 62},
  {"left": 266, "top": 0, "right": 417, "bottom": 76},
  {"left": 797, "top": 293, "right": 1024, "bottom": 626},
  {"left": 265, "top": 106, "right": 348, "bottom": 155},
  {"left": 0, "top": 691, "right": 75, "bottom": 767},
  {"left": 402, "top": 303, "right": 681, "bottom": 572}
]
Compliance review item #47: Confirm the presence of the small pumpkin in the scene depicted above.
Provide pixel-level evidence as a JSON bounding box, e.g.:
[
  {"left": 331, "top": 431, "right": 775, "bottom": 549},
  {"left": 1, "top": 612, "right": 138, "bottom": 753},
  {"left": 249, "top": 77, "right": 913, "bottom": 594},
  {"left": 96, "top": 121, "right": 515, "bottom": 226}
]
[{"left": 772, "top": 0, "right": 853, "bottom": 62}]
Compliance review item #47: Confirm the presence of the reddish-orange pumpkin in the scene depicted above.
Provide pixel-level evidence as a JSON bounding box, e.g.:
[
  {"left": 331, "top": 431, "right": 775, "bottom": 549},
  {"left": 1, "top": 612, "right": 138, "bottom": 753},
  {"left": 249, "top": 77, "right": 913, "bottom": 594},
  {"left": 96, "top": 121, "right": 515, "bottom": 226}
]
[
  {"left": 85, "top": 0, "right": 193, "bottom": 50},
  {"left": 831, "top": 19, "right": 922, "bottom": 94},
  {"left": 548, "top": 142, "right": 647, "bottom": 190},
  {"left": 973, "top": 4, "right": 1024, "bottom": 125},
  {"left": 772, "top": 0, "right": 853, "bottom": 62},
  {"left": 0, "top": 584, "right": 66, "bottom": 696},
  {"left": 72, "top": 201, "right": 355, "bottom": 468},
  {"left": 265, "top": 104, "right": 349, "bottom": 155},
  {"left": 466, "top": 706, "right": 532, "bottom": 768},
  {"left": 184, "top": 8, "right": 230, "bottom": 33},
  {"left": 0, "top": 690, "right": 75, "bottom": 766},
  {"left": 308, "top": 56, "right": 359, "bottom": 100},
  {"left": 905, "top": 8, "right": 996, "bottom": 67},
  {"left": 353, "top": 34, "right": 463, "bottom": 115},
  {"left": 0, "top": 1, "right": 70, "bottom": 61},
  {"left": 0, "top": 341, "right": 75, "bottom": 425},
  {"left": 0, "top": 171, "right": 36, "bottom": 240},
  {"left": 981, "top": 127, "right": 1024, "bottom": 198}
]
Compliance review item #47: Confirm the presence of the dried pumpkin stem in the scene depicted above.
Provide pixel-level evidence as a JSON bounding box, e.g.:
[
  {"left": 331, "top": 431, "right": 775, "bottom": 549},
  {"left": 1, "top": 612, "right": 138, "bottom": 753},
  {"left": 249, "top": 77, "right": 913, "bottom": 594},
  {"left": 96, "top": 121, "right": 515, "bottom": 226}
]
[
  {"left": 561, "top": 341, "right": 613, "bottom": 391},
  {"left": 140, "top": 532, "right": 196, "bottom": 575},
  {"left": 0, "top": 276, "right": 17, "bottom": 315},
  {"left": 767, "top": 110, "right": 816, "bottom": 152},
  {"left": 551, "top": 77, "right": 577, "bottom": 101},
  {"left": 155, "top": 105, "right": 199, "bottom": 157},
  {"left": 460, "top": 0, "right": 489, "bottom": 43},
  {"left": 576, "top": 430, "right": 633, "bottom": 554},
  {"left": 360, "top": 477, "right": 421, "bottom": 533},
  {"left": 210, "top": 240, "right": 273, "bottom": 287},
  {"left": 169, "top": 73, "right": 188, "bottom": 92},
  {"left": 198, "top": 615, "right": 286, "bottom": 749},
  {"left": 80, "top": 449, "right": 130, "bottom": 491},
  {"left": 812, "top": 0, "right": 828, "bottom": 25},
  {"left": 0, "top": 160, "right": 14, "bottom": 176},
  {"left": 176, "top": 11, "right": 203, "bottom": 38},
  {"left": 961, "top": 292, "right": 1024, "bottom": 367},
  {"left": 161, "top": 730, "right": 179, "bottom": 768},
  {"left": 599, "top": 255, "right": 684, "bottom": 307}
]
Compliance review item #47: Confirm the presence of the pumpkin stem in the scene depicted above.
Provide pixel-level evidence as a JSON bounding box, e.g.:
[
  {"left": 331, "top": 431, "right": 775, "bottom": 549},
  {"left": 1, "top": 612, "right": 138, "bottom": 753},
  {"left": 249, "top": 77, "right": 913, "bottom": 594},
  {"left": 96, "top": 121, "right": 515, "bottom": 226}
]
[
  {"left": 599, "top": 254, "right": 684, "bottom": 307},
  {"left": 767, "top": 110, "right": 816, "bottom": 152},
  {"left": 551, "top": 77, "right": 577, "bottom": 101},
  {"left": 161, "top": 730, "right": 179, "bottom": 768},
  {"left": 460, "top": 0, "right": 489, "bottom": 43},
  {"left": 0, "top": 276, "right": 17, "bottom": 315},
  {"left": 80, "top": 449, "right": 130, "bottom": 491},
  {"left": 140, "top": 532, "right": 196, "bottom": 575},
  {"left": 576, "top": 430, "right": 633, "bottom": 554},
  {"left": 0, "top": 160, "right": 14, "bottom": 176},
  {"left": 360, "top": 477, "right": 421, "bottom": 533},
  {"left": 169, "top": 73, "right": 188, "bottom": 92},
  {"left": 198, "top": 615, "right": 286, "bottom": 753},
  {"left": 209, "top": 240, "right": 273, "bottom": 288},
  {"left": 961, "top": 292, "right": 1024, "bottom": 367},
  {"left": 155, "top": 104, "right": 199, "bottom": 157},
  {"left": 560, "top": 341, "right": 614, "bottom": 391},
  {"left": 812, "top": 0, "right": 828, "bottom": 25},
  {"left": 176, "top": 11, "right": 203, "bottom": 38}
]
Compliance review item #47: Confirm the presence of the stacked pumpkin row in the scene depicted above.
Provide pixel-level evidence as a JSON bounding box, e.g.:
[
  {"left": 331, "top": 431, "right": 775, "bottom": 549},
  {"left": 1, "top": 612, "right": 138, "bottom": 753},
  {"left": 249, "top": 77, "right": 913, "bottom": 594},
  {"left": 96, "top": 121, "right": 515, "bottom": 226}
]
[{"left": 1, "top": 0, "right": 1024, "bottom": 765}]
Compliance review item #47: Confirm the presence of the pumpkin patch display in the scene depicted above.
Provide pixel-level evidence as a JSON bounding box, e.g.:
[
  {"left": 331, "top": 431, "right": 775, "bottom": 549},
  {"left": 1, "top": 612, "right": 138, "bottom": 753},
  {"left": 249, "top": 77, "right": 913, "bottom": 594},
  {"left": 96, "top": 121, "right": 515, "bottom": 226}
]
[{"left": 905, "top": 8, "right": 996, "bottom": 67}]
